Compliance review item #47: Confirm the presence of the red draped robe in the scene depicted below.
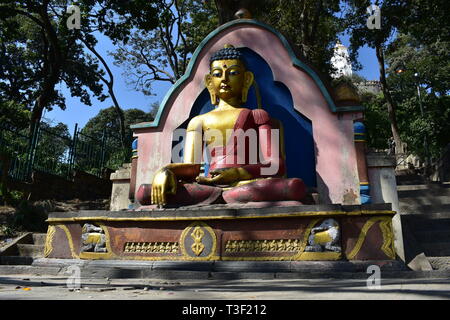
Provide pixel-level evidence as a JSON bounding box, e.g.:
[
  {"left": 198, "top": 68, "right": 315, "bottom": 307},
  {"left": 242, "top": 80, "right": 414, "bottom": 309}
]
[{"left": 137, "top": 109, "right": 306, "bottom": 206}]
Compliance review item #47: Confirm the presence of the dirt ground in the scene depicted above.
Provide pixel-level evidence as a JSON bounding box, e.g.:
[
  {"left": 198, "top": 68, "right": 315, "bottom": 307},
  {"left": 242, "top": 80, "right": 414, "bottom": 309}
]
[{"left": 0, "top": 198, "right": 110, "bottom": 246}]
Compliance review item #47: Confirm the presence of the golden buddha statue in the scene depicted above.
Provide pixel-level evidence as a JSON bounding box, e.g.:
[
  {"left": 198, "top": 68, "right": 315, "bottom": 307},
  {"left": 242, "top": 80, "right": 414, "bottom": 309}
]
[{"left": 137, "top": 45, "right": 307, "bottom": 207}]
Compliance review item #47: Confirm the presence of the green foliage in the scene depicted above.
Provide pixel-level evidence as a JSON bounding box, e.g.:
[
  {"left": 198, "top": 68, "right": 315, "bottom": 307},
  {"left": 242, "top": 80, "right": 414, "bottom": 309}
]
[
  {"left": 0, "top": 224, "right": 17, "bottom": 238},
  {"left": 111, "top": 0, "right": 218, "bottom": 95},
  {"left": 0, "top": 0, "right": 161, "bottom": 129},
  {"left": 402, "top": 0, "right": 450, "bottom": 46},
  {"left": 343, "top": 0, "right": 407, "bottom": 63},
  {"left": 33, "top": 121, "right": 72, "bottom": 176},
  {"left": 360, "top": 92, "right": 391, "bottom": 150},
  {"left": 7, "top": 200, "right": 48, "bottom": 233},
  {"left": 0, "top": 101, "right": 30, "bottom": 129},
  {"left": 185, "top": 0, "right": 219, "bottom": 52},
  {"left": 344, "top": 0, "right": 449, "bottom": 162},
  {"left": 0, "top": 184, "right": 25, "bottom": 207},
  {"left": 396, "top": 94, "right": 450, "bottom": 160},
  {"left": 254, "top": 0, "right": 344, "bottom": 78},
  {"left": 82, "top": 107, "right": 153, "bottom": 149},
  {"left": 386, "top": 33, "right": 449, "bottom": 97},
  {"left": 80, "top": 107, "right": 153, "bottom": 169},
  {"left": 385, "top": 33, "right": 450, "bottom": 159}
]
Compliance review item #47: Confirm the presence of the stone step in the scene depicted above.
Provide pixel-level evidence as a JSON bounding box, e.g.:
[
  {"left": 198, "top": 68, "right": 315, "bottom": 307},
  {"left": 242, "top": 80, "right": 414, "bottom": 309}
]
[
  {"left": 420, "top": 242, "right": 450, "bottom": 257},
  {"left": 32, "top": 233, "right": 47, "bottom": 246},
  {"left": 399, "top": 196, "right": 450, "bottom": 206},
  {"left": 397, "top": 182, "right": 450, "bottom": 190},
  {"left": 401, "top": 214, "right": 450, "bottom": 223},
  {"left": 399, "top": 204, "right": 450, "bottom": 214},
  {"left": 414, "top": 230, "right": 450, "bottom": 243},
  {"left": 427, "top": 257, "right": 450, "bottom": 270},
  {"left": 398, "top": 189, "right": 450, "bottom": 199},
  {"left": 395, "top": 174, "right": 427, "bottom": 185},
  {"left": 397, "top": 183, "right": 450, "bottom": 194},
  {"left": 403, "top": 212, "right": 450, "bottom": 219},
  {"left": 0, "top": 256, "right": 34, "bottom": 265},
  {"left": 17, "top": 244, "right": 44, "bottom": 258},
  {"left": 402, "top": 215, "right": 450, "bottom": 228},
  {"left": 397, "top": 183, "right": 450, "bottom": 189}
]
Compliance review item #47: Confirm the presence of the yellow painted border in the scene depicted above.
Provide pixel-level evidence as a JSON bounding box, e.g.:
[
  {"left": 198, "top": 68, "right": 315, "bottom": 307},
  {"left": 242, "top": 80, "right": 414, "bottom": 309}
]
[
  {"left": 58, "top": 225, "right": 79, "bottom": 259},
  {"left": 379, "top": 219, "right": 396, "bottom": 259},
  {"left": 347, "top": 216, "right": 395, "bottom": 260},
  {"left": 44, "top": 225, "right": 56, "bottom": 258},
  {"left": 49, "top": 214, "right": 395, "bottom": 261},
  {"left": 297, "top": 252, "right": 342, "bottom": 261},
  {"left": 47, "top": 210, "right": 395, "bottom": 223}
]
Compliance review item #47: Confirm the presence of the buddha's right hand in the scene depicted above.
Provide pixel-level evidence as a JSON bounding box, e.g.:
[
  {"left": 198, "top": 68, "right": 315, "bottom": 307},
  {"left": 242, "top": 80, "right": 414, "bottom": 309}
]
[{"left": 151, "top": 168, "right": 177, "bottom": 206}]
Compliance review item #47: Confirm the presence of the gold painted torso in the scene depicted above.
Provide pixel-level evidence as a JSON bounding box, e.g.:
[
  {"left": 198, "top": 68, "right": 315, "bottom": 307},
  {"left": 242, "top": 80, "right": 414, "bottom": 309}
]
[{"left": 201, "top": 107, "right": 246, "bottom": 147}]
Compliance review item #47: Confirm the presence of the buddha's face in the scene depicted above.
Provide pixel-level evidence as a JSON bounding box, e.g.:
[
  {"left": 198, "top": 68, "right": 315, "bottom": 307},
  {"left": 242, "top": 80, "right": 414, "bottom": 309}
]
[{"left": 209, "top": 59, "right": 246, "bottom": 101}]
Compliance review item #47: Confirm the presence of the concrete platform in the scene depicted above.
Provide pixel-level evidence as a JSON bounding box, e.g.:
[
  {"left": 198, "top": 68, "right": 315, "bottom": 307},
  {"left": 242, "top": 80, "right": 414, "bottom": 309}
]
[
  {"left": 0, "top": 258, "right": 431, "bottom": 280},
  {"left": 45, "top": 203, "right": 397, "bottom": 262}
]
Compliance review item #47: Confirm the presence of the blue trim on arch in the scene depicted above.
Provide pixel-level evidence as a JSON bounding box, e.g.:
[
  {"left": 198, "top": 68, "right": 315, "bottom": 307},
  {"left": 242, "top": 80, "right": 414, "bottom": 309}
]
[
  {"left": 131, "top": 19, "right": 361, "bottom": 130},
  {"left": 177, "top": 47, "right": 316, "bottom": 187}
]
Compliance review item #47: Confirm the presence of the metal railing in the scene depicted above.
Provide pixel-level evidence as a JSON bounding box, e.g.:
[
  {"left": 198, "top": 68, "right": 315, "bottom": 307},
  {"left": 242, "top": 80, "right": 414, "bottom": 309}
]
[{"left": 0, "top": 121, "right": 129, "bottom": 182}]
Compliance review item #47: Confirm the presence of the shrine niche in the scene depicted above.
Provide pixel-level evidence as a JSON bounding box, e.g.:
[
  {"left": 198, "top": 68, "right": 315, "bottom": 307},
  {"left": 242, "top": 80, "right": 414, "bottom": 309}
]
[{"left": 45, "top": 16, "right": 401, "bottom": 263}]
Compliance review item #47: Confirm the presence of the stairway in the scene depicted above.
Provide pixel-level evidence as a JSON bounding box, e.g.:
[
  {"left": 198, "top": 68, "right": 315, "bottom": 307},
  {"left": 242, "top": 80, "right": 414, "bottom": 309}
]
[
  {"left": 398, "top": 175, "right": 450, "bottom": 270},
  {"left": 0, "top": 233, "right": 46, "bottom": 265}
]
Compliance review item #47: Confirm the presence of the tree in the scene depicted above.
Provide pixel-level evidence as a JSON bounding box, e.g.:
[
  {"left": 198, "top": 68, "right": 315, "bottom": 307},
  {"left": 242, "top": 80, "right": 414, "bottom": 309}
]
[
  {"left": 360, "top": 91, "right": 391, "bottom": 150},
  {"left": 213, "top": 0, "right": 255, "bottom": 24},
  {"left": 111, "top": 0, "right": 218, "bottom": 96},
  {"left": 344, "top": 0, "right": 409, "bottom": 154},
  {"left": 0, "top": 0, "right": 160, "bottom": 134},
  {"left": 386, "top": 34, "right": 449, "bottom": 98},
  {"left": 33, "top": 121, "right": 72, "bottom": 174},
  {"left": 385, "top": 33, "right": 449, "bottom": 160},
  {"left": 80, "top": 34, "right": 127, "bottom": 147},
  {"left": 0, "top": 101, "right": 30, "bottom": 130},
  {"left": 253, "top": 0, "right": 345, "bottom": 78},
  {"left": 402, "top": 0, "right": 450, "bottom": 46},
  {"left": 81, "top": 107, "right": 154, "bottom": 152}
]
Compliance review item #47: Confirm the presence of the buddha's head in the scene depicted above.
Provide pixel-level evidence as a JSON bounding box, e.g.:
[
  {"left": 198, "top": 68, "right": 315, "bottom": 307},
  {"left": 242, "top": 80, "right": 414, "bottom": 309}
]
[{"left": 205, "top": 44, "right": 254, "bottom": 106}]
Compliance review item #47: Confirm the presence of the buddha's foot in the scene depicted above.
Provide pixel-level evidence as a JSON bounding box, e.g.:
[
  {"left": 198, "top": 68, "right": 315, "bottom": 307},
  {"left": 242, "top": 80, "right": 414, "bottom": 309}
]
[{"left": 222, "top": 177, "right": 307, "bottom": 204}]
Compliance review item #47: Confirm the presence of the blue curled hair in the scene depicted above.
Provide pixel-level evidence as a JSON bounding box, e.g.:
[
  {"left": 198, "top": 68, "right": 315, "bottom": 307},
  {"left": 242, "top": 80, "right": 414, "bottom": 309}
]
[{"left": 209, "top": 46, "right": 246, "bottom": 67}]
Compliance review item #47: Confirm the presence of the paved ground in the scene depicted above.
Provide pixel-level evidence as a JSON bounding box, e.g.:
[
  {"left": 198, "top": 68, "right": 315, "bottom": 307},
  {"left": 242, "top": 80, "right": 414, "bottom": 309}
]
[{"left": 1, "top": 274, "right": 449, "bottom": 300}]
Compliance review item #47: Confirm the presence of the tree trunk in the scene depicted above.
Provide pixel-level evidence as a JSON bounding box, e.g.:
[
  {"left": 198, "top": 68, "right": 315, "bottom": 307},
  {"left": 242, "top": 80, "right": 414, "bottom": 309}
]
[
  {"left": 109, "top": 87, "right": 127, "bottom": 148},
  {"left": 82, "top": 40, "right": 127, "bottom": 148},
  {"left": 30, "top": 70, "right": 59, "bottom": 136},
  {"left": 375, "top": 44, "right": 403, "bottom": 154},
  {"left": 29, "top": 3, "right": 63, "bottom": 137}
]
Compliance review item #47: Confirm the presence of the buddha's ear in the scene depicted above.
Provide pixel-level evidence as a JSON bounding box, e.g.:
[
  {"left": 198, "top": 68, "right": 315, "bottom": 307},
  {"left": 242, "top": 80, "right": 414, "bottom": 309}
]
[
  {"left": 242, "top": 71, "right": 254, "bottom": 103},
  {"left": 204, "top": 74, "right": 218, "bottom": 105}
]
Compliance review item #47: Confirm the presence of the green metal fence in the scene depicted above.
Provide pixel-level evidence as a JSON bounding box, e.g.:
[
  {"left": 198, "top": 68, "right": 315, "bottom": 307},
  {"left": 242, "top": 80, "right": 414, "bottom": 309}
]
[
  {"left": 33, "top": 124, "right": 73, "bottom": 179},
  {"left": 0, "top": 121, "right": 31, "bottom": 181},
  {"left": 0, "top": 121, "right": 129, "bottom": 182}
]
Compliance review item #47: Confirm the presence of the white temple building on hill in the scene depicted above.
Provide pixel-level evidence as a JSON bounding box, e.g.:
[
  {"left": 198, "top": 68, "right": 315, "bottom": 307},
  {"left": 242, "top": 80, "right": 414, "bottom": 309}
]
[
  {"left": 331, "top": 41, "right": 381, "bottom": 94},
  {"left": 331, "top": 41, "right": 353, "bottom": 78}
]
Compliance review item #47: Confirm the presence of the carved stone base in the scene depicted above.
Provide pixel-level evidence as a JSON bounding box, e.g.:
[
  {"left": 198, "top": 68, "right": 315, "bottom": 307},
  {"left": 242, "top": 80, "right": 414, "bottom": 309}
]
[{"left": 44, "top": 204, "right": 397, "bottom": 261}]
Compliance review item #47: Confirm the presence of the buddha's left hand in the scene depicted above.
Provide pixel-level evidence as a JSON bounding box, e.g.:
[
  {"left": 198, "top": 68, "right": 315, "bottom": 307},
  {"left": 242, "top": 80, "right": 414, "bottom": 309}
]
[{"left": 196, "top": 167, "right": 252, "bottom": 185}]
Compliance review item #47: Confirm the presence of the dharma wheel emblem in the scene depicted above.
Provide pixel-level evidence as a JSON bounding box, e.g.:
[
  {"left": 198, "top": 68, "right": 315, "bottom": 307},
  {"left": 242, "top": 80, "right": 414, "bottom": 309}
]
[{"left": 190, "top": 226, "right": 205, "bottom": 256}]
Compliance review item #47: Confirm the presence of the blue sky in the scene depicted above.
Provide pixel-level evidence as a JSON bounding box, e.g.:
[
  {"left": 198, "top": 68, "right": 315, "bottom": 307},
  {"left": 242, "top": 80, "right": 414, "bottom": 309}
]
[{"left": 44, "top": 30, "right": 380, "bottom": 136}]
